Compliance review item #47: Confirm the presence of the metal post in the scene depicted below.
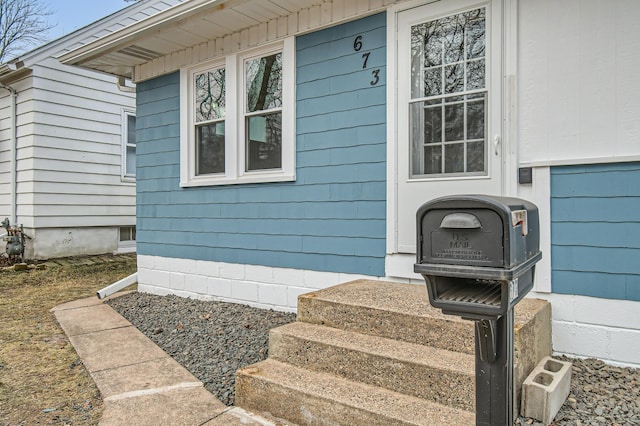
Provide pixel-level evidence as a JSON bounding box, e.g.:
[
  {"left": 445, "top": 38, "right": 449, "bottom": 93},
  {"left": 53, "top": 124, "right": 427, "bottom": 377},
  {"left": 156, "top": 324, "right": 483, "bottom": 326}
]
[{"left": 474, "top": 309, "right": 514, "bottom": 426}]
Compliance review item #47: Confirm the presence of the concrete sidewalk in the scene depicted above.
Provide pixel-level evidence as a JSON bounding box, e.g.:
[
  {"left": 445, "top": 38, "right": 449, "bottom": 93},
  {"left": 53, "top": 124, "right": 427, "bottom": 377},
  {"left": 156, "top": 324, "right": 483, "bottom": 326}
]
[{"left": 52, "top": 293, "right": 278, "bottom": 425}]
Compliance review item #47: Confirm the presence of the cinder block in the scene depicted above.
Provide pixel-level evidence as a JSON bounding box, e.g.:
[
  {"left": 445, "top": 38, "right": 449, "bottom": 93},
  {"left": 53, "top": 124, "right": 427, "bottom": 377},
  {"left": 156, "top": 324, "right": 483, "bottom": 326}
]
[
  {"left": 186, "top": 274, "right": 207, "bottom": 294},
  {"left": 195, "top": 259, "right": 220, "bottom": 277},
  {"left": 219, "top": 262, "right": 245, "bottom": 280},
  {"left": 246, "top": 264, "right": 275, "bottom": 283},
  {"left": 258, "top": 283, "right": 287, "bottom": 306},
  {"left": 273, "top": 267, "right": 305, "bottom": 286},
  {"left": 169, "top": 272, "right": 186, "bottom": 290},
  {"left": 231, "top": 281, "right": 258, "bottom": 302},
  {"left": 207, "top": 277, "right": 233, "bottom": 299},
  {"left": 521, "top": 356, "right": 572, "bottom": 425}
]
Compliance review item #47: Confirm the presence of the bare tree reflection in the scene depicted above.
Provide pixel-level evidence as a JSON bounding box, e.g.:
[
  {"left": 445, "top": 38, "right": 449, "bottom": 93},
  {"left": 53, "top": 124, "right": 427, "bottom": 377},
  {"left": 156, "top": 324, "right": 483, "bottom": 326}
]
[{"left": 409, "top": 8, "right": 487, "bottom": 176}]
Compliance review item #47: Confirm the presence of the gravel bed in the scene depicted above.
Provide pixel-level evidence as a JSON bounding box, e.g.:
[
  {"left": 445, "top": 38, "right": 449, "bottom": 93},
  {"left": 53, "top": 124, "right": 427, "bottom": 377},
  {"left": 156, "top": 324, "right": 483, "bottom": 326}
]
[
  {"left": 107, "top": 292, "right": 295, "bottom": 405},
  {"left": 108, "top": 292, "right": 640, "bottom": 424}
]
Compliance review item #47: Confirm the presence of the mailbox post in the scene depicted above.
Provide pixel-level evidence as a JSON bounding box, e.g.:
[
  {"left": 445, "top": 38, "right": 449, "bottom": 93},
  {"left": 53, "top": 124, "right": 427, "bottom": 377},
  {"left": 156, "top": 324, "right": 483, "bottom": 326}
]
[{"left": 414, "top": 195, "right": 542, "bottom": 426}]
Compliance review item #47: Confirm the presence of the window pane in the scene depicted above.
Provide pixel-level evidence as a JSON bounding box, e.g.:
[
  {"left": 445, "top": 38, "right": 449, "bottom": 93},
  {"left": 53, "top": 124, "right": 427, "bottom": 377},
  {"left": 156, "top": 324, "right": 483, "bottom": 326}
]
[
  {"left": 247, "top": 112, "right": 282, "bottom": 171},
  {"left": 424, "top": 67, "right": 442, "bottom": 97},
  {"left": 423, "top": 26, "right": 443, "bottom": 67},
  {"left": 246, "top": 53, "right": 282, "bottom": 113},
  {"left": 119, "top": 226, "right": 135, "bottom": 242},
  {"left": 126, "top": 146, "right": 136, "bottom": 176},
  {"left": 467, "top": 59, "right": 485, "bottom": 90},
  {"left": 467, "top": 99, "right": 485, "bottom": 140},
  {"left": 445, "top": 63, "right": 464, "bottom": 94},
  {"left": 196, "top": 122, "right": 225, "bottom": 175},
  {"left": 195, "top": 68, "right": 225, "bottom": 122},
  {"left": 127, "top": 115, "right": 136, "bottom": 145},
  {"left": 444, "top": 143, "right": 464, "bottom": 173},
  {"left": 424, "top": 104, "right": 442, "bottom": 143},
  {"left": 444, "top": 102, "right": 464, "bottom": 141},
  {"left": 443, "top": 17, "right": 464, "bottom": 64},
  {"left": 119, "top": 227, "right": 129, "bottom": 242},
  {"left": 467, "top": 141, "right": 485, "bottom": 172},
  {"left": 466, "top": 11, "right": 486, "bottom": 60},
  {"left": 424, "top": 145, "right": 442, "bottom": 174}
]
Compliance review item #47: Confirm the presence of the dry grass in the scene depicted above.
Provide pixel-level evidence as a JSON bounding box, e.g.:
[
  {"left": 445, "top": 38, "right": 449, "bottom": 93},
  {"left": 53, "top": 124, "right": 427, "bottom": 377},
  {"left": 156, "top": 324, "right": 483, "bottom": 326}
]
[{"left": 0, "top": 255, "right": 137, "bottom": 425}]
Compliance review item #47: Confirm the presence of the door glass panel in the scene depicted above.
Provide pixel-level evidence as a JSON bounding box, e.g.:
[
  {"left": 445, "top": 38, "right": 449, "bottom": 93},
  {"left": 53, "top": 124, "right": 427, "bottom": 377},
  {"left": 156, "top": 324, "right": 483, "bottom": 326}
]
[
  {"left": 467, "top": 98, "right": 485, "bottom": 139},
  {"left": 424, "top": 67, "right": 443, "bottom": 97},
  {"left": 444, "top": 143, "right": 464, "bottom": 173},
  {"left": 409, "top": 7, "right": 487, "bottom": 178},
  {"left": 424, "top": 145, "right": 443, "bottom": 174},
  {"left": 444, "top": 102, "right": 464, "bottom": 141},
  {"left": 467, "top": 141, "right": 485, "bottom": 172}
]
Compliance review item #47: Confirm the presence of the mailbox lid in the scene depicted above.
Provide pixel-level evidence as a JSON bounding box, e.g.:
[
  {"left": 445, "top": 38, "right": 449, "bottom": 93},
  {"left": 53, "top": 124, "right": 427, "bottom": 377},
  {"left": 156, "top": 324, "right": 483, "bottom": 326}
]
[
  {"left": 416, "top": 194, "right": 541, "bottom": 269},
  {"left": 420, "top": 208, "right": 504, "bottom": 267}
]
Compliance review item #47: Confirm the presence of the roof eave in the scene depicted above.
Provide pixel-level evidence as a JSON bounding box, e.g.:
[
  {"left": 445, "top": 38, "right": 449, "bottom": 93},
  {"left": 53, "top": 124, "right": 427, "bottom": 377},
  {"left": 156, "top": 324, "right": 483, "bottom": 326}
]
[{"left": 59, "top": 0, "right": 229, "bottom": 76}]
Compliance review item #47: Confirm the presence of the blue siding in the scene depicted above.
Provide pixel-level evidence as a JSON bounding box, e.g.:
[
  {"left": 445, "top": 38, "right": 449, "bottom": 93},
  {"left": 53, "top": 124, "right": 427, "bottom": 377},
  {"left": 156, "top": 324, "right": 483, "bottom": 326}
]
[
  {"left": 551, "top": 162, "right": 640, "bottom": 301},
  {"left": 136, "top": 13, "right": 387, "bottom": 276}
]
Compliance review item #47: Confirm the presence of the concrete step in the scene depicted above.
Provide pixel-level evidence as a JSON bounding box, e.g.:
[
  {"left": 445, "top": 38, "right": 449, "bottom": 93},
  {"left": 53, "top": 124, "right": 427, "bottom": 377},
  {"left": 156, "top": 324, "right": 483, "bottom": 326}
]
[
  {"left": 269, "top": 321, "right": 475, "bottom": 411},
  {"left": 236, "top": 359, "right": 475, "bottom": 426},
  {"left": 236, "top": 280, "right": 551, "bottom": 425},
  {"left": 297, "top": 280, "right": 551, "bottom": 378},
  {"left": 297, "top": 280, "right": 477, "bottom": 354}
]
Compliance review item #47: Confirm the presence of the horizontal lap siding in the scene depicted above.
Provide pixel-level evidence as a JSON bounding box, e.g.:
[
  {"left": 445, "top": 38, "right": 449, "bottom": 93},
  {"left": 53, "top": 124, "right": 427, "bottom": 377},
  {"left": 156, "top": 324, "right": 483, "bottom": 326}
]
[
  {"left": 136, "top": 13, "right": 386, "bottom": 276},
  {"left": 551, "top": 162, "right": 640, "bottom": 301},
  {"left": 25, "top": 60, "right": 136, "bottom": 228}
]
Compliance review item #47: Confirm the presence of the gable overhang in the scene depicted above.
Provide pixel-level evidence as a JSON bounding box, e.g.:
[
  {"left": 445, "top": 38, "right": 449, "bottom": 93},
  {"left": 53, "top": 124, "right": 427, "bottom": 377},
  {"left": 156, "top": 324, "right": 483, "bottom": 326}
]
[{"left": 59, "top": 0, "right": 334, "bottom": 82}]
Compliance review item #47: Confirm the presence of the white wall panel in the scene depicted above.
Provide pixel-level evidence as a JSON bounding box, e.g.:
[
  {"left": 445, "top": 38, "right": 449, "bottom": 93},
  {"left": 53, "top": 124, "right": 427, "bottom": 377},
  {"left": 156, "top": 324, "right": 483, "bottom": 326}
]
[{"left": 519, "top": 0, "right": 640, "bottom": 166}]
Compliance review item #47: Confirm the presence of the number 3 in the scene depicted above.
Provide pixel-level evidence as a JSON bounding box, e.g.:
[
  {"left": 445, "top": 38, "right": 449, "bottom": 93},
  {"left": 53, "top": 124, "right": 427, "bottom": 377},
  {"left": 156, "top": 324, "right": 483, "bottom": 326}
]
[{"left": 370, "top": 69, "right": 380, "bottom": 86}]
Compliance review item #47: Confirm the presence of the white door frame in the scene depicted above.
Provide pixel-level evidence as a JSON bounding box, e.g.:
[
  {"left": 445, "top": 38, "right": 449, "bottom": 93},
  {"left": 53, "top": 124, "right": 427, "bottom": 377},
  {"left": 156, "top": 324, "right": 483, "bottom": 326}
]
[{"left": 385, "top": 0, "right": 520, "bottom": 280}]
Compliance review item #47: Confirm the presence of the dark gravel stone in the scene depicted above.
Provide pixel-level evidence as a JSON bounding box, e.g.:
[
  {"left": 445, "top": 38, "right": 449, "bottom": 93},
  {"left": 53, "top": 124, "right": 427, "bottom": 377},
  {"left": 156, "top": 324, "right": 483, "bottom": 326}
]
[
  {"left": 108, "top": 292, "right": 640, "bottom": 424},
  {"left": 107, "top": 292, "right": 295, "bottom": 406}
]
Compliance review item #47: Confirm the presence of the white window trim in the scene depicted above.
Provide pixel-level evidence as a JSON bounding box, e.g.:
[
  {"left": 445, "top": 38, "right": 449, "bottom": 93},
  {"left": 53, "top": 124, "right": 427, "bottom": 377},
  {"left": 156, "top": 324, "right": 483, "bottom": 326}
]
[
  {"left": 180, "top": 37, "right": 296, "bottom": 187},
  {"left": 121, "top": 107, "right": 136, "bottom": 182}
]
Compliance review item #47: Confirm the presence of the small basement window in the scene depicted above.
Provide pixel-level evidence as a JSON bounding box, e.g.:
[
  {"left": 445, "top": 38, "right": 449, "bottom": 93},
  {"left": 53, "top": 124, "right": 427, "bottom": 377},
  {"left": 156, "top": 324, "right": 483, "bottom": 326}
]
[
  {"left": 117, "top": 226, "right": 136, "bottom": 253},
  {"left": 119, "top": 226, "right": 136, "bottom": 242}
]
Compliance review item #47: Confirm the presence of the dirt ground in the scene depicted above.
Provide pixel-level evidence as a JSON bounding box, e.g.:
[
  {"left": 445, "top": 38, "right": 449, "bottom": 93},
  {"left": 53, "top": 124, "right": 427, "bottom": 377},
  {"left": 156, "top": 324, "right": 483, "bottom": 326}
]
[{"left": 0, "top": 254, "right": 136, "bottom": 425}]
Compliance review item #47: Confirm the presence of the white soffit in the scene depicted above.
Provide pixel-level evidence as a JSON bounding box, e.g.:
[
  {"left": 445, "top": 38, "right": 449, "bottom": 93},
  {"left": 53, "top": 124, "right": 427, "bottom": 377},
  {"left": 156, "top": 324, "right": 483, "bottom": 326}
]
[{"left": 59, "top": 0, "right": 329, "bottom": 80}]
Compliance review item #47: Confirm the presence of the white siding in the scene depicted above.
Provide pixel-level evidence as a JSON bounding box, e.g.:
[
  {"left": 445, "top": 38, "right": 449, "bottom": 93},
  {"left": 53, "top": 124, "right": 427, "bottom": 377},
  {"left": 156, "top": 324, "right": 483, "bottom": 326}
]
[
  {"left": 23, "top": 57, "right": 136, "bottom": 228},
  {"left": 0, "top": 77, "right": 34, "bottom": 224},
  {"left": 0, "top": 0, "right": 184, "bottom": 257}
]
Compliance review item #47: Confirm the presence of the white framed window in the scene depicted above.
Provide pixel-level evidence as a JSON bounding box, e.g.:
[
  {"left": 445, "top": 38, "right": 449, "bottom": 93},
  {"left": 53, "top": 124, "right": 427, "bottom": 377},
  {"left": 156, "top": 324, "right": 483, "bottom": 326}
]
[
  {"left": 117, "top": 225, "right": 136, "bottom": 253},
  {"left": 180, "top": 38, "right": 295, "bottom": 186},
  {"left": 122, "top": 108, "right": 136, "bottom": 181},
  {"left": 119, "top": 226, "right": 136, "bottom": 242}
]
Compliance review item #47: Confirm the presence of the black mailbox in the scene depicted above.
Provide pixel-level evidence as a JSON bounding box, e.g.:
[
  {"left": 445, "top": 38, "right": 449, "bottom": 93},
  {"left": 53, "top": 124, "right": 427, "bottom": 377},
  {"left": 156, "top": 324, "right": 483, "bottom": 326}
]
[
  {"left": 415, "top": 195, "right": 542, "bottom": 320},
  {"left": 414, "top": 195, "right": 542, "bottom": 426}
]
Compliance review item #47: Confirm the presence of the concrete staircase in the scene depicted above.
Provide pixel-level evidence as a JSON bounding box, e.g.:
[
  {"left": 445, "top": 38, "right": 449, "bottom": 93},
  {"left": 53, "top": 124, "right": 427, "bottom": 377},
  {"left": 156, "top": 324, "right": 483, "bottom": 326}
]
[{"left": 236, "top": 280, "right": 551, "bottom": 426}]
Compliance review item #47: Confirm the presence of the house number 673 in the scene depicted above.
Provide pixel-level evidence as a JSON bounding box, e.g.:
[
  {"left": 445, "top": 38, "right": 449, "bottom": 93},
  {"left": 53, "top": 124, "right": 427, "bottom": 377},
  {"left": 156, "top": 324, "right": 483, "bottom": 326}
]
[{"left": 353, "top": 35, "right": 380, "bottom": 86}]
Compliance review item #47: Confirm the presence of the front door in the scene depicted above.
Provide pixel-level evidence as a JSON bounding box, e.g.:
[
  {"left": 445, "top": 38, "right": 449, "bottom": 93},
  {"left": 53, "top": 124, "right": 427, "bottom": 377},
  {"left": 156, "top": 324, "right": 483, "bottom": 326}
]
[{"left": 395, "top": 0, "right": 503, "bottom": 253}]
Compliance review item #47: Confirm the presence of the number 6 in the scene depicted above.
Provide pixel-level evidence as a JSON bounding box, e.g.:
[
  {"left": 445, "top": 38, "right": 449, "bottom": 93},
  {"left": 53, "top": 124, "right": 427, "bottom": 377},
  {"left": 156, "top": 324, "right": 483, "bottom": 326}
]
[{"left": 353, "top": 35, "right": 363, "bottom": 52}]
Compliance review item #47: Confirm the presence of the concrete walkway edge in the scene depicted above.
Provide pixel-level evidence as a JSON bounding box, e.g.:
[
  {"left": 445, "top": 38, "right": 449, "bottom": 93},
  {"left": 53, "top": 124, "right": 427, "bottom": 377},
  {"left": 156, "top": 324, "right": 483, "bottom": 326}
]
[{"left": 52, "top": 292, "right": 279, "bottom": 426}]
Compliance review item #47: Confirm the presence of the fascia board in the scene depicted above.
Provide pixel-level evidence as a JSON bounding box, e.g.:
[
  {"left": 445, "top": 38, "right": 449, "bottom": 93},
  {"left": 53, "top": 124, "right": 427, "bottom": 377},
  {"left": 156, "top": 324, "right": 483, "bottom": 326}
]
[{"left": 59, "top": 0, "right": 229, "bottom": 66}]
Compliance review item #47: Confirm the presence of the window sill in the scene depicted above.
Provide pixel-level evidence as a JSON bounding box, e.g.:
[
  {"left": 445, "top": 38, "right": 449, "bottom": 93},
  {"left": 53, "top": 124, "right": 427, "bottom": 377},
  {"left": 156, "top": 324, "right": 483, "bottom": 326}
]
[{"left": 180, "top": 172, "right": 295, "bottom": 187}]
